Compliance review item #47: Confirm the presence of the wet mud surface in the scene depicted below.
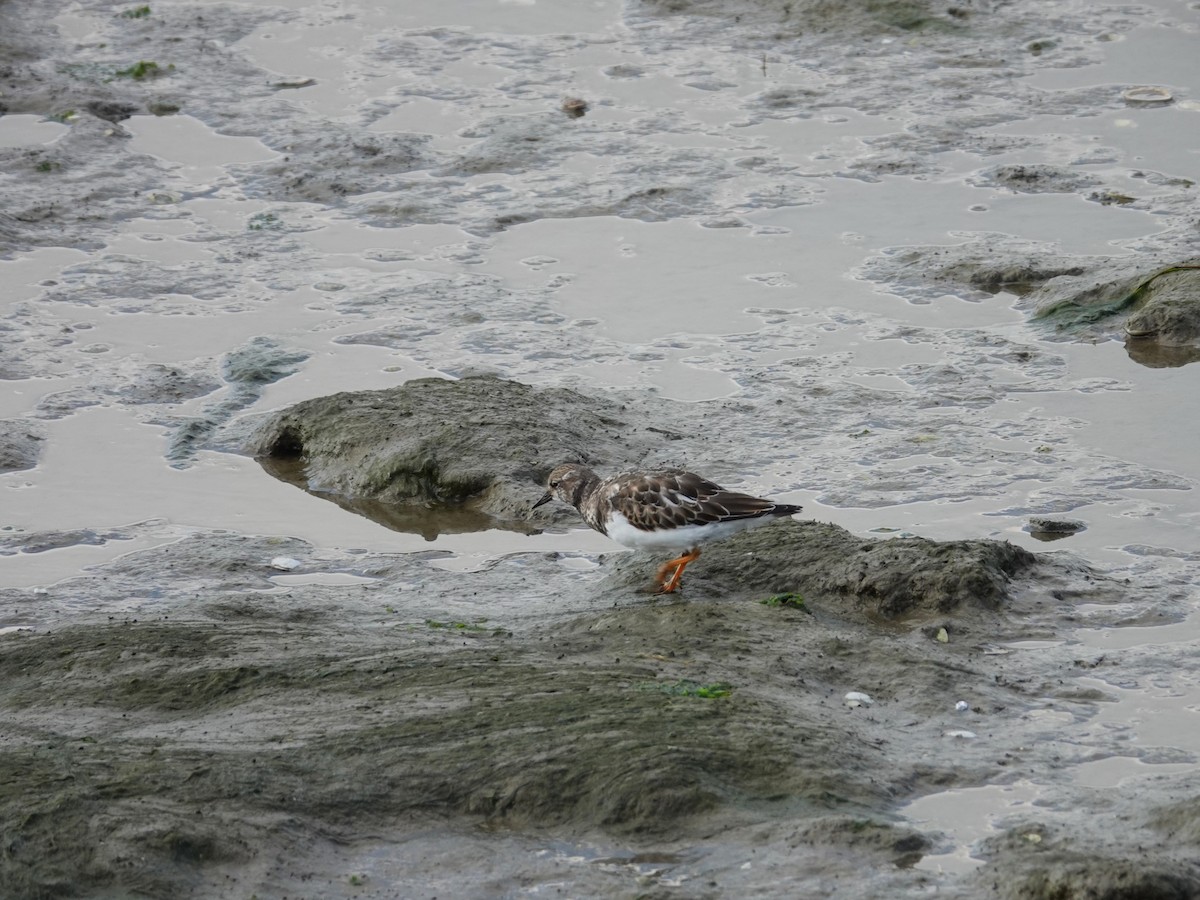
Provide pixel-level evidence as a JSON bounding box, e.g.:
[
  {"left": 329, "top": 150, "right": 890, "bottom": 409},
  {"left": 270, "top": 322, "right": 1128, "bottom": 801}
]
[
  {"left": 6, "top": 522, "right": 1195, "bottom": 899},
  {"left": 3, "top": 0, "right": 1200, "bottom": 897}
]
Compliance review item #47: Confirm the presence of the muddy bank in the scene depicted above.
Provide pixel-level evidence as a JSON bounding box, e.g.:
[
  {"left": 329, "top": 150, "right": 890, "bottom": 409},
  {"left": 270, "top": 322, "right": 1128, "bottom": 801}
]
[
  {"left": 975, "top": 825, "right": 1200, "bottom": 900},
  {"left": 4, "top": 518, "right": 1181, "bottom": 899}
]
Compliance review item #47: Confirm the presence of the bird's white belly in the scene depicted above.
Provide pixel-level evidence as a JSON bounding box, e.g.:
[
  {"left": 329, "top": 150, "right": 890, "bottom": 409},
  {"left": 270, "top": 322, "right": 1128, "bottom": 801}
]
[{"left": 604, "top": 510, "right": 774, "bottom": 552}]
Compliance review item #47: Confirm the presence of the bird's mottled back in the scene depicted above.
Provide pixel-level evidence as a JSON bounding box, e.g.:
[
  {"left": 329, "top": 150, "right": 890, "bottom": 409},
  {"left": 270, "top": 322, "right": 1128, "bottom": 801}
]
[
  {"left": 532, "top": 462, "right": 802, "bottom": 593},
  {"left": 609, "top": 469, "right": 789, "bottom": 531}
]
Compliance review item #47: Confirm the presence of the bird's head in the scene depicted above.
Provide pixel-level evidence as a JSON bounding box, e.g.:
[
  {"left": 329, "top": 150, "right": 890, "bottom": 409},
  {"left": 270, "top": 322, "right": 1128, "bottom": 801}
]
[{"left": 532, "top": 463, "right": 596, "bottom": 511}]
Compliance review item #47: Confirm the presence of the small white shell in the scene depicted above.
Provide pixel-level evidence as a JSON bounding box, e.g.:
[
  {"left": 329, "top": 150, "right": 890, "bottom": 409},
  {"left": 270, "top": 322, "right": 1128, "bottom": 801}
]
[
  {"left": 955, "top": 700, "right": 970, "bottom": 712},
  {"left": 1122, "top": 86, "right": 1172, "bottom": 106},
  {"left": 944, "top": 729, "right": 977, "bottom": 739},
  {"left": 269, "top": 556, "right": 302, "bottom": 571},
  {"left": 844, "top": 691, "right": 874, "bottom": 708}
]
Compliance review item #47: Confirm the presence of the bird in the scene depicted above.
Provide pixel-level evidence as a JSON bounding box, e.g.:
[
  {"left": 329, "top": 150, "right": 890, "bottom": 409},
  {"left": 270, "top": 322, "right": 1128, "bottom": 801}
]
[{"left": 532, "top": 463, "right": 802, "bottom": 593}]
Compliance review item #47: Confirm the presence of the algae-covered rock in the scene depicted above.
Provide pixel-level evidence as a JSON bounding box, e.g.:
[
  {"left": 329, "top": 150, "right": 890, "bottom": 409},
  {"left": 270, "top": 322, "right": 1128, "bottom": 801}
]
[
  {"left": 247, "top": 375, "right": 663, "bottom": 524},
  {"left": 862, "top": 243, "right": 1200, "bottom": 367},
  {"left": 602, "top": 519, "right": 1040, "bottom": 616},
  {"left": 1030, "top": 262, "right": 1200, "bottom": 362},
  {"left": 1124, "top": 267, "right": 1200, "bottom": 362}
]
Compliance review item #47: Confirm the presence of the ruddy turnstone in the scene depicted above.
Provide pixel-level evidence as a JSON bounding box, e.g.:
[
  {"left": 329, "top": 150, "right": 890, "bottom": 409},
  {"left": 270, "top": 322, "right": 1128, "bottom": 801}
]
[{"left": 532, "top": 463, "right": 802, "bottom": 593}]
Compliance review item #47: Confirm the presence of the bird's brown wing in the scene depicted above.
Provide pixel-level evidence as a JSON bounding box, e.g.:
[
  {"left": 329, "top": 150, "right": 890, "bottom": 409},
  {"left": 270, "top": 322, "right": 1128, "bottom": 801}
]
[{"left": 608, "top": 470, "right": 777, "bottom": 532}]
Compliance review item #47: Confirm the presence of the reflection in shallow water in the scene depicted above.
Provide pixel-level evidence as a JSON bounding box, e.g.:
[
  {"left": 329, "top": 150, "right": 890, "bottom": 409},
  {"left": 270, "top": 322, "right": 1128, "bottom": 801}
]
[
  {"left": 1026, "top": 529, "right": 1077, "bottom": 542},
  {"left": 1024, "top": 517, "right": 1085, "bottom": 542},
  {"left": 258, "top": 456, "right": 539, "bottom": 542},
  {"left": 1124, "top": 338, "right": 1200, "bottom": 369}
]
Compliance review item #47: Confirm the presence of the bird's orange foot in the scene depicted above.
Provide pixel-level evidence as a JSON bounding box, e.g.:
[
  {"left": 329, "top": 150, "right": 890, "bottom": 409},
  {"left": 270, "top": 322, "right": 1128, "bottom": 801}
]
[{"left": 654, "top": 548, "right": 701, "bottom": 594}]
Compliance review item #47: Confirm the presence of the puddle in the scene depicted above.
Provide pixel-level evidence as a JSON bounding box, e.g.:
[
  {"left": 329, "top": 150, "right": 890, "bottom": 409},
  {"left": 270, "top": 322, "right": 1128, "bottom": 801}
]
[
  {"left": 1020, "top": 345, "right": 1200, "bottom": 482},
  {"left": 235, "top": 0, "right": 623, "bottom": 118},
  {"left": 556, "top": 553, "right": 601, "bottom": 571},
  {"left": 765, "top": 176, "right": 1160, "bottom": 261},
  {"left": 268, "top": 572, "right": 379, "bottom": 587},
  {"left": 124, "top": 114, "right": 279, "bottom": 180},
  {"left": 478, "top": 217, "right": 789, "bottom": 340},
  {"left": 999, "top": 639, "right": 1067, "bottom": 650},
  {"left": 293, "top": 221, "right": 476, "bottom": 269},
  {"left": 0, "top": 115, "right": 69, "bottom": 148},
  {"left": 477, "top": 175, "right": 1158, "bottom": 344},
  {"left": 991, "top": 105, "right": 1200, "bottom": 181},
  {"left": 251, "top": 343, "right": 442, "bottom": 411},
  {"left": 368, "top": 98, "right": 475, "bottom": 146},
  {"left": 1074, "top": 676, "right": 1200, "bottom": 754},
  {"left": 315, "top": 829, "right": 687, "bottom": 900},
  {"left": 100, "top": 231, "right": 213, "bottom": 266},
  {"left": 0, "top": 405, "right": 620, "bottom": 564},
  {"left": 902, "top": 780, "right": 1044, "bottom": 875},
  {"left": 35, "top": 287, "right": 332, "bottom": 365},
  {"left": 0, "top": 246, "right": 90, "bottom": 302},
  {"left": 1075, "top": 607, "right": 1200, "bottom": 650},
  {"left": 1027, "top": 8, "right": 1200, "bottom": 94},
  {"left": 563, "top": 357, "right": 740, "bottom": 400},
  {"left": 0, "top": 525, "right": 185, "bottom": 591}
]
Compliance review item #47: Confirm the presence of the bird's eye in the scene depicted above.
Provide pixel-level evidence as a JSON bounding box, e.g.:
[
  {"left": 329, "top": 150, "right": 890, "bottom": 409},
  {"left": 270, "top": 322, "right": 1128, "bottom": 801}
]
[{"left": 550, "top": 480, "right": 560, "bottom": 488}]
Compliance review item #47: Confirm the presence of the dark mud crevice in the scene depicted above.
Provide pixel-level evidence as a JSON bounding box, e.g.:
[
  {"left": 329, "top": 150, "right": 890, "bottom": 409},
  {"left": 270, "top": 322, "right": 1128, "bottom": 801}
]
[{"left": 257, "top": 427, "right": 304, "bottom": 460}]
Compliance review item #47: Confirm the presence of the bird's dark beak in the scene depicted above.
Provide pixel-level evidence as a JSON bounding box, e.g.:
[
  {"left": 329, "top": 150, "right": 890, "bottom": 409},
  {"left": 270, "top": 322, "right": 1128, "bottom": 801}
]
[{"left": 532, "top": 490, "right": 553, "bottom": 511}]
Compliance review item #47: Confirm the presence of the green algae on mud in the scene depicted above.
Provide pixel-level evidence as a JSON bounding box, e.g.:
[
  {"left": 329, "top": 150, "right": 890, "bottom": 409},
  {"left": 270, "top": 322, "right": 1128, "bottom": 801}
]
[
  {"left": 0, "top": 610, "right": 877, "bottom": 897},
  {"left": 760, "top": 592, "right": 808, "bottom": 610},
  {"left": 1033, "top": 263, "right": 1200, "bottom": 338},
  {"left": 0, "top": 510, "right": 1079, "bottom": 898},
  {"left": 603, "top": 519, "right": 1040, "bottom": 619}
]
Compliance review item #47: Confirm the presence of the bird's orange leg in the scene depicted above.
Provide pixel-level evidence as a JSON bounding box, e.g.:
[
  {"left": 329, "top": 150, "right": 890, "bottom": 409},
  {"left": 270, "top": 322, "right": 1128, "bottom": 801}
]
[{"left": 655, "top": 548, "right": 701, "bottom": 594}]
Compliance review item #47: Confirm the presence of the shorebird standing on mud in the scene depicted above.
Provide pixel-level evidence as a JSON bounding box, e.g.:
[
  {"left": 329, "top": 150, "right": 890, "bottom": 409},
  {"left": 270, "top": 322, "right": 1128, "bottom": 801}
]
[{"left": 533, "top": 463, "right": 803, "bottom": 593}]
